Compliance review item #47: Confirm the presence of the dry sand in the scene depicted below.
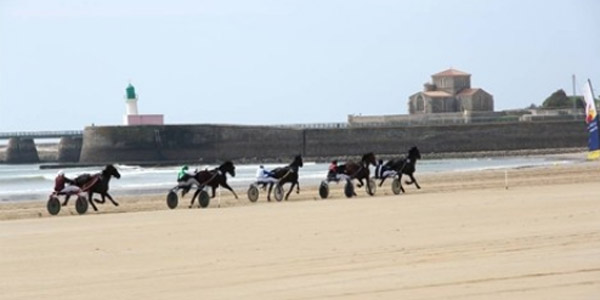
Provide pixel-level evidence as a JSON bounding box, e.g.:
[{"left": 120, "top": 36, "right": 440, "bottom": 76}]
[{"left": 1, "top": 161, "right": 600, "bottom": 299}]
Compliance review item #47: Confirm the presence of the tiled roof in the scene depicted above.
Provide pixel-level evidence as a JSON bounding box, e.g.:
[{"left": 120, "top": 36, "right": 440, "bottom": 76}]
[
  {"left": 457, "top": 88, "right": 481, "bottom": 96},
  {"left": 423, "top": 91, "right": 452, "bottom": 98},
  {"left": 432, "top": 68, "right": 471, "bottom": 77}
]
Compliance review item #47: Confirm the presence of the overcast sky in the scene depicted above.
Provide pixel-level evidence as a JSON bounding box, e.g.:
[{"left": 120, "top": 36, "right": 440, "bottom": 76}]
[{"left": 1, "top": 0, "right": 598, "bottom": 131}]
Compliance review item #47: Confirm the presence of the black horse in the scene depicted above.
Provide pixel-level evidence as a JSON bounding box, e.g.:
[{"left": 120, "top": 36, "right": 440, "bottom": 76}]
[
  {"left": 379, "top": 146, "right": 421, "bottom": 192},
  {"left": 189, "top": 161, "right": 238, "bottom": 207},
  {"left": 339, "top": 152, "right": 377, "bottom": 193},
  {"left": 266, "top": 155, "right": 303, "bottom": 201},
  {"left": 66, "top": 164, "right": 121, "bottom": 211}
]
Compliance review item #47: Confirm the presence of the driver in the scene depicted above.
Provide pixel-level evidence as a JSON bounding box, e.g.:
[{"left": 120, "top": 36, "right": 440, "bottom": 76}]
[
  {"left": 256, "top": 165, "right": 278, "bottom": 184},
  {"left": 375, "top": 159, "right": 397, "bottom": 179},
  {"left": 327, "top": 160, "right": 338, "bottom": 180},
  {"left": 54, "top": 170, "right": 81, "bottom": 195},
  {"left": 177, "top": 165, "right": 201, "bottom": 194}
]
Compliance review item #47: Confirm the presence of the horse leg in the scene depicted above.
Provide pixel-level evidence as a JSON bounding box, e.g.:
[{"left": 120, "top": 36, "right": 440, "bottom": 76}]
[
  {"left": 221, "top": 182, "right": 238, "bottom": 199},
  {"left": 212, "top": 186, "right": 217, "bottom": 198},
  {"left": 88, "top": 191, "right": 98, "bottom": 211},
  {"left": 295, "top": 181, "right": 300, "bottom": 194},
  {"left": 267, "top": 183, "right": 273, "bottom": 201},
  {"left": 62, "top": 194, "right": 71, "bottom": 206},
  {"left": 285, "top": 182, "right": 295, "bottom": 200},
  {"left": 104, "top": 192, "right": 119, "bottom": 206},
  {"left": 189, "top": 190, "right": 200, "bottom": 208},
  {"left": 398, "top": 174, "right": 406, "bottom": 193},
  {"left": 379, "top": 175, "right": 388, "bottom": 187},
  {"left": 356, "top": 178, "right": 364, "bottom": 188},
  {"left": 94, "top": 193, "right": 105, "bottom": 204},
  {"left": 407, "top": 174, "right": 421, "bottom": 189}
]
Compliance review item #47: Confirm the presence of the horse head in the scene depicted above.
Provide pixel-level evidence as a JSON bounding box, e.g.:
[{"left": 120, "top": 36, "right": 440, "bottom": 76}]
[
  {"left": 361, "top": 152, "right": 377, "bottom": 167},
  {"left": 408, "top": 146, "right": 421, "bottom": 161},
  {"left": 104, "top": 164, "right": 121, "bottom": 179},
  {"left": 219, "top": 161, "right": 236, "bottom": 177},
  {"left": 291, "top": 155, "right": 303, "bottom": 168}
]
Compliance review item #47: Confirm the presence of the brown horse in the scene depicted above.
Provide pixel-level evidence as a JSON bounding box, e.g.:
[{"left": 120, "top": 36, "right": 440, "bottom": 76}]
[
  {"left": 266, "top": 155, "right": 303, "bottom": 201},
  {"left": 339, "top": 152, "right": 377, "bottom": 195},
  {"left": 69, "top": 164, "right": 121, "bottom": 211},
  {"left": 379, "top": 146, "right": 421, "bottom": 192},
  {"left": 189, "top": 161, "right": 238, "bottom": 207}
]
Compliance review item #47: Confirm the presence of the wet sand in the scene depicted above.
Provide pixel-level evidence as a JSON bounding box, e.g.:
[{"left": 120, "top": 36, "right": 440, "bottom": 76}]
[{"left": 1, "top": 160, "right": 600, "bottom": 299}]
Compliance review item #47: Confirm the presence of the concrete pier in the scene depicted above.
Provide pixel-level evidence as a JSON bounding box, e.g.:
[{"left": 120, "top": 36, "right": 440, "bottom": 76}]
[
  {"left": 5, "top": 138, "right": 40, "bottom": 163},
  {"left": 57, "top": 137, "right": 82, "bottom": 162}
]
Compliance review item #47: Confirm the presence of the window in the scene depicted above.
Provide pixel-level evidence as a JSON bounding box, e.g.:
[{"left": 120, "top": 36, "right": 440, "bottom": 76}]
[{"left": 416, "top": 95, "right": 424, "bottom": 112}]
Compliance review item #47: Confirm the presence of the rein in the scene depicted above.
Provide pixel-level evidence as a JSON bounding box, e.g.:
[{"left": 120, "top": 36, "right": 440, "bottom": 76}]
[
  {"left": 200, "top": 170, "right": 220, "bottom": 186},
  {"left": 279, "top": 168, "right": 295, "bottom": 182}
]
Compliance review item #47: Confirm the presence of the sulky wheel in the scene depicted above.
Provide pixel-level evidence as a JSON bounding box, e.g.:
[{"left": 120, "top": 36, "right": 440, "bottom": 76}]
[
  {"left": 75, "top": 195, "right": 88, "bottom": 215},
  {"left": 367, "top": 178, "right": 377, "bottom": 196},
  {"left": 391, "top": 178, "right": 402, "bottom": 195},
  {"left": 247, "top": 184, "right": 259, "bottom": 202},
  {"left": 198, "top": 190, "right": 210, "bottom": 208},
  {"left": 274, "top": 184, "right": 284, "bottom": 202},
  {"left": 344, "top": 181, "right": 354, "bottom": 198},
  {"left": 319, "top": 181, "right": 329, "bottom": 199},
  {"left": 166, "top": 190, "right": 179, "bottom": 209},
  {"left": 47, "top": 196, "right": 61, "bottom": 215}
]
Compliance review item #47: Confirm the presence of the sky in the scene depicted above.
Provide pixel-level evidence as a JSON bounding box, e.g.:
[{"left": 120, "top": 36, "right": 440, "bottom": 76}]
[{"left": 0, "top": 0, "right": 598, "bottom": 131}]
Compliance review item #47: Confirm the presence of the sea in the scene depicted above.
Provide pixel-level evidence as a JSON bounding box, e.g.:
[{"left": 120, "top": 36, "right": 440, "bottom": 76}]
[{"left": 0, "top": 156, "right": 577, "bottom": 202}]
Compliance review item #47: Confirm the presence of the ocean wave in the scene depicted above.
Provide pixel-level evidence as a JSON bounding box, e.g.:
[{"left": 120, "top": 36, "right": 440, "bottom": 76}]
[
  {"left": 0, "top": 187, "right": 48, "bottom": 196},
  {"left": 448, "top": 160, "right": 571, "bottom": 173},
  {"left": 0, "top": 175, "right": 53, "bottom": 183}
]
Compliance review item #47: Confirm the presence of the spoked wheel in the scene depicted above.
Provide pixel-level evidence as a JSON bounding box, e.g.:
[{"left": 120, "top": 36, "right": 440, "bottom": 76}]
[
  {"left": 319, "top": 181, "right": 329, "bottom": 199},
  {"left": 274, "top": 184, "right": 284, "bottom": 202},
  {"left": 391, "top": 177, "right": 402, "bottom": 195},
  {"left": 367, "top": 178, "right": 377, "bottom": 196},
  {"left": 75, "top": 195, "right": 88, "bottom": 215},
  {"left": 47, "top": 196, "right": 61, "bottom": 215},
  {"left": 247, "top": 184, "right": 259, "bottom": 202},
  {"left": 166, "top": 190, "right": 179, "bottom": 209},
  {"left": 344, "top": 181, "right": 354, "bottom": 198},
  {"left": 198, "top": 190, "right": 210, "bottom": 208}
]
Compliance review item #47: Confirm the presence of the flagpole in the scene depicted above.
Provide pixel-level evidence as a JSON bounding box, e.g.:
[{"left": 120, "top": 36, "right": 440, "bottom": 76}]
[{"left": 583, "top": 79, "right": 600, "bottom": 160}]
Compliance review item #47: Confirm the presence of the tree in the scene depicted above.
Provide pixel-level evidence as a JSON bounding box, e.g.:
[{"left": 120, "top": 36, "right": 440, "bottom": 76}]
[
  {"left": 542, "top": 89, "right": 570, "bottom": 108},
  {"left": 542, "top": 89, "right": 585, "bottom": 109}
]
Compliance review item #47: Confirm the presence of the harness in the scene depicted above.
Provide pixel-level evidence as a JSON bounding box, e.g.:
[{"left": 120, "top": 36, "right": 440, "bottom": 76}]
[
  {"left": 80, "top": 174, "right": 101, "bottom": 192},
  {"left": 398, "top": 158, "right": 412, "bottom": 174},
  {"left": 279, "top": 168, "right": 296, "bottom": 182},
  {"left": 349, "top": 165, "right": 364, "bottom": 179},
  {"left": 200, "top": 169, "right": 220, "bottom": 186}
]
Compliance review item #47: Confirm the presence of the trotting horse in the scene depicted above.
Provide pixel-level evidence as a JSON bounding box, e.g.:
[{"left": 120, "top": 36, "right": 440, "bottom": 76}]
[
  {"left": 189, "top": 161, "right": 238, "bottom": 207},
  {"left": 68, "top": 164, "right": 121, "bottom": 211},
  {"left": 266, "top": 155, "right": 303, "bottom": 201},
  {"left": 378, "top": 146, "right": 421, "bottom": 193},
  {"left": 340, "top": 152, "right": 377, "bottom": 195}
]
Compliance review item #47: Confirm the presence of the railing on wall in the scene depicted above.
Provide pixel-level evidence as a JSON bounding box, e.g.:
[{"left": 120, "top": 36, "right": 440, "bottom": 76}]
[
  {"left": 0, "top": 130, "right": 83, "bottom": 139},
  {"left": 275, "top": 123, "right": 348, "bottom": 129},
  {"left": 347, "top": 111, "right": 585, "bottom": 128}
]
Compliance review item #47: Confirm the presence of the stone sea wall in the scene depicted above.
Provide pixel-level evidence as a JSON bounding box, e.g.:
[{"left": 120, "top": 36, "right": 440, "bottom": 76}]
[{"left": 77, "top": 121, "right": 587, "bottom": 164}]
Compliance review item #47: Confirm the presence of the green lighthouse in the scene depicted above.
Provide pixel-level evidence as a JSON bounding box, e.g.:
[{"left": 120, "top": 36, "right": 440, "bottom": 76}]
[{"left": 125, "top": 83, "right": 139, "bottom": 116}]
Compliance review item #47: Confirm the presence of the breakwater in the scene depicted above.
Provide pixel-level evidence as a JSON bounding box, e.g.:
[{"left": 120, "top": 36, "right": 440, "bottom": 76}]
[{"left": 77, "top": 121, "right": 587, "bottom": 164}]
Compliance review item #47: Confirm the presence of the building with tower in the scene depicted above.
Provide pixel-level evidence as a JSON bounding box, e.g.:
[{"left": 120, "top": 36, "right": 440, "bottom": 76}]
[
  {"left": 347, "top": 68, "right": 500, "bottom": 126},
  {"left": 408, "top": 68, "right": 494, "bottom": 114},
  {"left": 123, "top": 83, "right": 164, "bottom": 125}
]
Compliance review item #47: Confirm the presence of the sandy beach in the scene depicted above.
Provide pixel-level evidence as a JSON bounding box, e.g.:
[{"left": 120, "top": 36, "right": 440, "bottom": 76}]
[{"left": 1, "top": 158, "right": 600, "bottom": 299}]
